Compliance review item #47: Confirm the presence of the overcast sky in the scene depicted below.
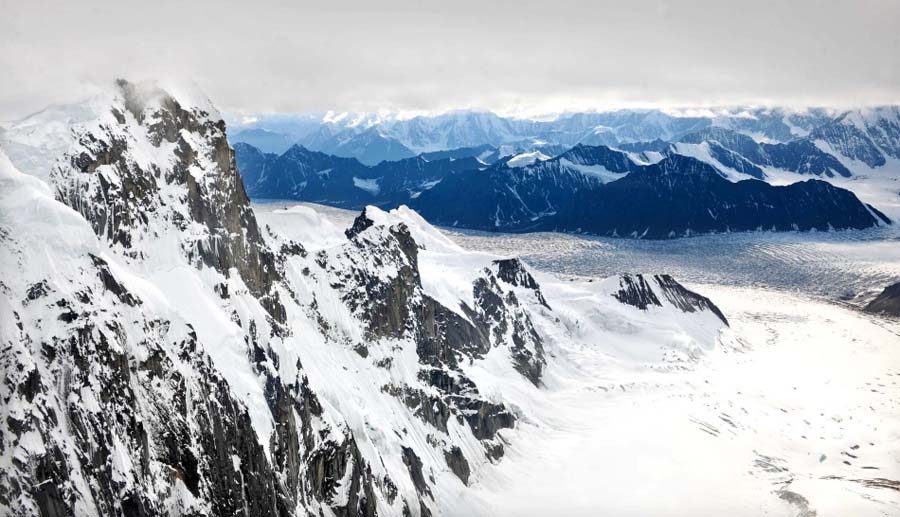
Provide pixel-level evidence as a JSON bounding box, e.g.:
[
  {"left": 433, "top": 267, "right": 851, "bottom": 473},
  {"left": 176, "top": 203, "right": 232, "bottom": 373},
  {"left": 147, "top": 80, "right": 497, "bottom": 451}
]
[{"left": 2, "top": 0, "right": 898, "bottom": 120}]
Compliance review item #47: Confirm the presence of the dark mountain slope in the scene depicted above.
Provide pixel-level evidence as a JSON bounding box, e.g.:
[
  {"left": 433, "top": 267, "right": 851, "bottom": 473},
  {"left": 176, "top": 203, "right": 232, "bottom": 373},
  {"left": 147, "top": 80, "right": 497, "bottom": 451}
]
[
  {"left": 677, "top": 127, "right": 852, "bottom": 177},
  {"left": 410, "top": 145, "right": 642, "bottom": 229},
  {"left": 556, "top": 155, "right": 883, "bottom": 238},
  {"left": 413, "top": 151, "right": 888, "bottom": 238},
  {"left": 865, "top": 281, "right": 900, "bottom": 317},
  {"left": 234, "top": 142, "right": 483, "bottom": 208}
]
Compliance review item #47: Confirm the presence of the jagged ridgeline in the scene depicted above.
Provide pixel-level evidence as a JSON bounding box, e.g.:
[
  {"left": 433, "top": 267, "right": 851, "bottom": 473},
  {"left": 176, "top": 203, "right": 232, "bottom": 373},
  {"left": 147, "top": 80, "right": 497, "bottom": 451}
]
[
  {"left": 231, "top": 105, "right": 898, "bottom": 239},
  {"left": 0, "top": 80, "right": 729, "bottom": 516}
]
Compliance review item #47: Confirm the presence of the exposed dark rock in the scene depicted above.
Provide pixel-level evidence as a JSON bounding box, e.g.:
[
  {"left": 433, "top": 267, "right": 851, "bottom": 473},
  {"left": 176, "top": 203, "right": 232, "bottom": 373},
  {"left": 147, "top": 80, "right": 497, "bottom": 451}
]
[
  {"left": 345, "top": 209, "right": 376, "bottom": 240},
  {"left": 484, "top": 441, "right": 505, "bottom": 462},
  {"left": 472, "top": 272, "right": 545, "bottom": 385},
  {"left": 383, "top": 384, "right": 452, "bottom": 433},
  {"left": 34, "top": 448, "right": 69, "bottom": 517},
  {"left": 412, "top": 151, "right": 889, "bottom": 238},
  {"left": 418, "top": 295, "right": 491, "bottom": 366},
  {"left": 25, "top": 280, "right": 50, "bottom": 302},
  {"left": 867, "top": 205, "right": 892, "bottom": 225},
  {"left": 401, "top": 446, "right": 432, "bottom": 499},
  {"left": 305, "top": 434, "right": 378, "bottom": 517},
  {"left": 677, "top": 126, "right": 852, "bottom": 178},
  {"left": 338, "top": 220, "right": 421, "bottom": 340},
  {"left": 55, "top": 79, "right": 285, "bottom": 324},
  {"left": 613, "top": 273, "right": 728, "bottom": 325},
  {"left": 279, "top": 240, "right": 307, "bottom": 257},
  {"left": 653, "top": 274, "right": 728, "bottom": 325},
  {"left": 865, "top": 281, "right": 900, "bottom": 317},
  {"left": 613, "top": 274, "right": 661, "bottom": 310},
  {"left": 89, "top": 254, "right": 140, "bottom": 306},
  {"left": 492, "top": 258, "right": 550, "bottom": 308},
  {"left": 234, "top": 142, "right": 481, "bottom": 208},
  {"left": 443, "top": 446, "right": 471, "bottom": 485},
  {"left": 458, "top": 399, "right": 517, "bottom": 441},
  {"left": 3, "top": 80, "right": 405, "bottom": 517},
  {"left": 334, "top": 216, "right": 524, "bottom": 467}
]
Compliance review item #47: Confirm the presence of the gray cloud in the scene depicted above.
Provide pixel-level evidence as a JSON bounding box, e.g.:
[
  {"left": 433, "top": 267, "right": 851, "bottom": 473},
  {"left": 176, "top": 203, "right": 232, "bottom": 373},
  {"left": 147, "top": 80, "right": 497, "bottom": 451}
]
[{"left": 1, "top": 0, "right": 898, "bottom": 120}]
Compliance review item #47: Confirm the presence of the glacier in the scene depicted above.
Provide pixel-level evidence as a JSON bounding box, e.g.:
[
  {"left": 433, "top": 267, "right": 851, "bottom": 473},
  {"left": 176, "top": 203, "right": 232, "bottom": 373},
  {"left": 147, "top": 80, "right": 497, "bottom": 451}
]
[{"left": 1, "top": 80, "right": 898, "bottom": 517}]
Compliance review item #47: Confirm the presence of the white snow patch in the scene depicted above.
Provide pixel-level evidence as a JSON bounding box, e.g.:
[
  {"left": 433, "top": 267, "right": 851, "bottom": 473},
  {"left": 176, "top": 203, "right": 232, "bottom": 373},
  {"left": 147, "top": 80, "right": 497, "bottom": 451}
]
[
  {"left": 507, "top": 151, "right": 550, "bottom": 168},
  {"left": 558, "top": 158, "right": 625, "bottom": 183},
  {"left": 352, "top": 176, "right": 381, "bottom": 195}
]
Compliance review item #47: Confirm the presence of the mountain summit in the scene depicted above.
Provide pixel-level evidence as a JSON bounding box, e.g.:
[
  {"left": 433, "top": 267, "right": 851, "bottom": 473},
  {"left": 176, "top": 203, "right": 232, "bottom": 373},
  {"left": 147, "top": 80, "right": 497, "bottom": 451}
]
[{"left": 0, "top": 81, "right": 731, "bottom": 516}]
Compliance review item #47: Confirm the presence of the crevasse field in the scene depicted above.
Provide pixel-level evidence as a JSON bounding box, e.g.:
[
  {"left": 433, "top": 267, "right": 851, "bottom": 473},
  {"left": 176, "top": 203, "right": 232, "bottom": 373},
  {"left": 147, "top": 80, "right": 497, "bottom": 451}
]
[{"left": 255, "top": 201, "right": 900, "bottom": 516}]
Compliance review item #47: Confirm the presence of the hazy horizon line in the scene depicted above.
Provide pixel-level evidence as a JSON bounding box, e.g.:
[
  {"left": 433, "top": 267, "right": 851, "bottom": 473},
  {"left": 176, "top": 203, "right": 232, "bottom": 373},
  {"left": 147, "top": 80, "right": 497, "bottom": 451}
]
[{"left": 6, "top": 80, "right": 899, "bottom": 126}]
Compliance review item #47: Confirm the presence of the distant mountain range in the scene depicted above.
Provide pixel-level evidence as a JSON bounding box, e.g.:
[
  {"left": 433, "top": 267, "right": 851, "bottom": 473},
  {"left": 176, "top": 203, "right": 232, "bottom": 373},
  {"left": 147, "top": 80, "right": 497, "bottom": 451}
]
[
  {"left": 411, "top": 152, "right": 889, "bottom": 238},
  {"left": 234, "top": 132, "right": 892, "bottom": 238},
  {"left": 229, "top": 106, "right": 900, "bottom": 170},
  {"left": 234, "top": 143, "right": 486, "bottom": 207}
]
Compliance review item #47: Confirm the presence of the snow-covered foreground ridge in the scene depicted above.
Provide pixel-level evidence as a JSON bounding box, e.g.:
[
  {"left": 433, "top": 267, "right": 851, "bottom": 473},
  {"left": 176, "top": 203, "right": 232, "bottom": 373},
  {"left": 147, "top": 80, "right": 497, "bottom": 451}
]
[{"left": 0, "top": 80, "right": 732, "bottom": 516}]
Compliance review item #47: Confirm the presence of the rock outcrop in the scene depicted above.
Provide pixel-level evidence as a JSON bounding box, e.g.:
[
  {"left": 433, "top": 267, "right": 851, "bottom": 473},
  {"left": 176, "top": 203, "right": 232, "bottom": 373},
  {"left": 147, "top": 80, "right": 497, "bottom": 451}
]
[
  {"left": 864, "top": 281, "right": 900, "bottom": 317},
  {"left": 613, "top": 273, "right": 728, "bottom": 325}
]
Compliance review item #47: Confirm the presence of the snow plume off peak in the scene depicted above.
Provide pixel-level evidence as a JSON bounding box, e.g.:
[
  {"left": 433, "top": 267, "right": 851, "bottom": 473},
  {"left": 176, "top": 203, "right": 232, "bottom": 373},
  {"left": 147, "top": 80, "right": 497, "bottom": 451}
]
[{"left": 0, "top": 82, "right": 730, "bottom": 516}]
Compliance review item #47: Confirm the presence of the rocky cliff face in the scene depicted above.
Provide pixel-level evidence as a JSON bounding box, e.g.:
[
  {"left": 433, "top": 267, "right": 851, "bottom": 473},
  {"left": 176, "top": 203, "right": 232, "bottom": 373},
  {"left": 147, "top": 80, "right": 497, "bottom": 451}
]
[
  {"left": 675, "top": 127, "right": 852, "bottom": 178},
  {"left": 0, "top": 81, "right": 731, "bottom": 516},
  {"left": 810, "top": 108, "right": 900, "bottom": 168},
  {"left": 54, "top": 79, "right": 285, "bottom": 322},
  {"left": 613, "top": 274, "right": 728, "bottom": 325}
]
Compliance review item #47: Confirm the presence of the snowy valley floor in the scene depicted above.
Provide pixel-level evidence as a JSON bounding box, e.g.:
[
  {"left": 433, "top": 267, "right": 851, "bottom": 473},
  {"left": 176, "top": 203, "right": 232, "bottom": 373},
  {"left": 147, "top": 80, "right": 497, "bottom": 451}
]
[
  {"left": 255, "top": 202, "right": 900, "bottom": 516},
  {"left": 466, "top": 286, "right": 900, "bottom": 516}
]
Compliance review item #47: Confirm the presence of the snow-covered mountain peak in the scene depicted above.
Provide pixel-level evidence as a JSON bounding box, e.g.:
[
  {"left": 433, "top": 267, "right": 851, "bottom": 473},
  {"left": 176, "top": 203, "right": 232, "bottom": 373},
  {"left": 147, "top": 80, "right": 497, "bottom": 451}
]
[
  {"left": 359, "top": 205, "right": 465, "bottom": 254},
  {"left": 2, "top": 82, "right": 737, "bottom": 516},
  {"left": 506, "top": 151, "right": 551, "bottom": 168}
]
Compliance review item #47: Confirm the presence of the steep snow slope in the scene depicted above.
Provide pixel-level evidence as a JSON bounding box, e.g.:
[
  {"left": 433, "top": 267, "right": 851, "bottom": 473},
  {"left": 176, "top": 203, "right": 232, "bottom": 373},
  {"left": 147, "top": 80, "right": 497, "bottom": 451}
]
[{"left": 0, "top": 81, "right": 731, "bottom": 516}]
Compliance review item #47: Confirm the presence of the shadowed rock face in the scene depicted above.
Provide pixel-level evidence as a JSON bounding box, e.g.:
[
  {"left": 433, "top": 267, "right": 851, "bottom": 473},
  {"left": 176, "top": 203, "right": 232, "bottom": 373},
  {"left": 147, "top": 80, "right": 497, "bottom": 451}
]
[
  {"left": 233, "top": 142, "right": 483, "bottom": 209},
  {"left": 677, "top": 127, "right": 853, "bottom": 178},
  {"left": 443, "top": 446, "right": 471, "bottom": 485},
  {"left": 472, "top": 271, "right": 546, "bottom": 385},
  {"left": 411, "top": 150, "right": 889, "bottom": 239},
  {"left": 865, "top": 281, "right": 900, "bottom": 317},
  {"left": 56, "top": 79, "right": 285, "bottom": 323},
  {"left": 3, "top": 275, "right": 288, "bottom": 516},
  {"left": 613, "top": 273, "right": 729, "bottom": 325},
  {"left": 613, "top": 274, "right": 662, "bottom": 310},
  {"left": 2, "top": 81, "right": 384, "bottom": 517},
  {"left": 331, "top": 210, "right": 540, "bottom": 470},
  {"left": 492, "top": 258, "right": 550, "bottom": 308}
]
